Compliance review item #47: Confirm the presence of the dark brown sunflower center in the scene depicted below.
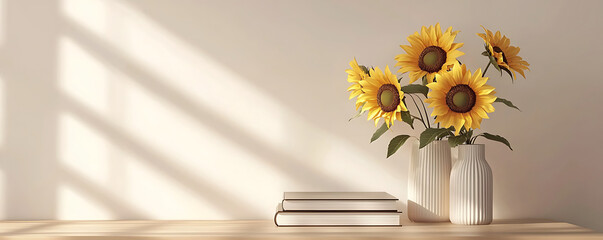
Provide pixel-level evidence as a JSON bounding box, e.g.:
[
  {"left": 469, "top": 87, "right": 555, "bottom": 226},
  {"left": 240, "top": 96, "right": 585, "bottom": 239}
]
[
  {"left": 418, "top": 46, "right": 447, "bottom": 73},
  {"left": 492, "top": 46, "right": 508, "bottom": 64},
  {"left": 445, "top": 84, "right": 476, "bottom": 113},
  {"left": 377, "top": 84, "right": 400, "bottom": 112}
]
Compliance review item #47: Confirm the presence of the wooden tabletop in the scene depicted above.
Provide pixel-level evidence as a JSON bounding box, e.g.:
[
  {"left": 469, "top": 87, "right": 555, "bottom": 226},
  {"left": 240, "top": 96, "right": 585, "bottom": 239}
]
[{"left": 0, "top": 219, "right": 601, "bottom": 240}]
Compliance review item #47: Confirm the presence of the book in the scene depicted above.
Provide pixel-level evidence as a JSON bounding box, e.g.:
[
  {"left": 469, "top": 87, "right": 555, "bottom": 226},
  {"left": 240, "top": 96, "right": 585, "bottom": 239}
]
[
  {"left": 282, "top": 192, "right": 398, "bottom": 211},
  {"left": 274, "top": 204, "right": 401, "bottom": 226}
]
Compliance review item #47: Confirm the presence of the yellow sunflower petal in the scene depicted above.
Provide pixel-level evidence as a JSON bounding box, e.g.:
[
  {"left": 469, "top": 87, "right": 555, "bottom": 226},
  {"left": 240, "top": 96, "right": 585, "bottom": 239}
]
[
  {"left": 352, "top": 65, "right": 408, "bottom": 127},
  {"left": 453, "top": 117, "right": 465, "bottom": 135},
  {"left": 480, "top": 27, "right": 530, "bottom": 80},
  {"left": 470, "top": 111, "right": 482, "bottom": 129},
  {"left": 397, "top": 24, "right": 464, "bottom": 85},
  {"left": 424, "top": 63, "right": 497, "bottom": 135}
]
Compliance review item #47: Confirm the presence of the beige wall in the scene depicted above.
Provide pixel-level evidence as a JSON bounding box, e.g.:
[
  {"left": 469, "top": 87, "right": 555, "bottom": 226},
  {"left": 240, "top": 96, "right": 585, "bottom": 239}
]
[{"left": 0, "top": 0, "right": 602, "bottom": 231}]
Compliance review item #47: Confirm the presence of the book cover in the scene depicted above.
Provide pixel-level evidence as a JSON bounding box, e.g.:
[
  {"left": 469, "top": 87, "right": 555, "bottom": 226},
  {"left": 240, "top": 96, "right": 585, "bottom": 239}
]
[
  {"left": 284, "top": 192, "right": 398, "bottom": 200},
  {"left": 282, "top": 192, "right": 399, "bottom": 211},
  {"left": 274, "top": 204, "right": 401, "bottom": 227}
]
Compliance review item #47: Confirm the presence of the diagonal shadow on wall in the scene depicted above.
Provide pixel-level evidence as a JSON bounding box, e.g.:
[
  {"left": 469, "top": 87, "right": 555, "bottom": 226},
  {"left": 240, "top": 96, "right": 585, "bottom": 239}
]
[
  {"left": 110, "top": 0, "right": 409, "bottom": 183},
  {"left": 58, "top": 18, "right": 351, "bottom": 191},
  {"left": 60, "top": 94, "right": 263, "bottom": 217},
  {"left": 58, "top": 166, "right": 150, "bottom": 219}
]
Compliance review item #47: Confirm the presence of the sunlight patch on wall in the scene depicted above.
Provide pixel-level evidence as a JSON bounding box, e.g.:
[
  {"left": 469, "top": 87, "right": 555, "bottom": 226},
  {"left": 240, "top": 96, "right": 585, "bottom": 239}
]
[
  {"left": 57, "top": 106, "right": 245, "bottom": 219},
  {"left": 57, "top": 183, "right": 113, "bottom": 220},
  {"left": 58, "top": 36, "right": 111, "bottom": 117},
  {"left": 121, "top": 75, "right": 286, "bottom": 218},
  {"left": 56, "top": 23, "right": 288, "bottom": 218},
  {"left": 61, "top": 0, "right": 337, "bottom": 176},
  {"left": 61, "top": 0, "right": 108, "bottom": 39},
  {"left": 62, "top": 0, "right": 289, "bottom": 153},
  {"left": 120, "top": 151, "right": 227, "bottom": 219},
  {"left": 58, "top": 112, "right": 110, "bottom": 189}
]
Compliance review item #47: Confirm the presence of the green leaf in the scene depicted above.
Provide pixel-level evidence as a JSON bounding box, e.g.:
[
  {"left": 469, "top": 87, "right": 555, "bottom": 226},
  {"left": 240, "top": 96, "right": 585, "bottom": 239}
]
[
  {"left": 359, "top": 65, "right": 369, "bottom": 75},
  {"left": 400, "top": 84, "right": 429, "bottom": 98},
  {"left": 488, "top": 55, "right": 502, "bottom": 73},
  {"left": 347, "top": 111, "right": 362, "bottom": 122},
  {"left": 448, "top": 129, "right": 472, "bottom": 148},
  {"left": 348, "top": 103, "right": 366, "bottom": 121},
  {"left": 481, "top": 51, "right": 489, "bottom": 56},
  {"left": 387, "top": 135, "right": 411, "bottom": 158},
  {"left": 495, "top": 97, "right": 521, "bottom": 111},
  {"left": 481, "top": 133, "right": 513, "bottom": 150},
  {"left": 400, "top": 111, "right": 414, "bottom": 129},
  {"left": 370, "top": 122, "right": 389, "bottom": 143},
  {"left": 421, "top": 76, "right": 428, "bottom": 85},
  {"left": 420, "top": 128, "right": 452, "bottom": 149},
  {"left": 501, "top": 67, "right": 514, "bottom": 82}
]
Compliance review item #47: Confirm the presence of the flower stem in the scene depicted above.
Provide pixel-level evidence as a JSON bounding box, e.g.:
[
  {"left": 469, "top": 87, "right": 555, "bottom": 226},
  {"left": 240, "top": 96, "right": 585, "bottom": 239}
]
[
  {"left": 435, "top": 118, "right": 442, "bottom": 140},
  {"left": 470, "top": 134, "right": 482, "bottom": 144},
  {"left": 412, "top": 94, "right": 430, "bottom": 128},
  {"left": 409, "top": 94, "right": 428, "bottom": 129},
  {"left": 420, "top": 96, "right": 431, "bottom": 128},
  {"left": 482, "top": 62, "right": 491, "bottom": 77}
]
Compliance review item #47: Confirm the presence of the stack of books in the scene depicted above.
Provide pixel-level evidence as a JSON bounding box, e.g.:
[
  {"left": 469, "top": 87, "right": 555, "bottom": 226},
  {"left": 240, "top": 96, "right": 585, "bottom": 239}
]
[{"left": 274, "top": 192, "right": 401, "bottom": 226}]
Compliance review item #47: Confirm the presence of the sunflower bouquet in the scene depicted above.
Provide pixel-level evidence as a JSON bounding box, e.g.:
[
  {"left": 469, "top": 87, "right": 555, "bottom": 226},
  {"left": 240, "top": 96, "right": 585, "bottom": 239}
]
[{"left": 346, "top": 24, "right": 529, "bottom": 157}]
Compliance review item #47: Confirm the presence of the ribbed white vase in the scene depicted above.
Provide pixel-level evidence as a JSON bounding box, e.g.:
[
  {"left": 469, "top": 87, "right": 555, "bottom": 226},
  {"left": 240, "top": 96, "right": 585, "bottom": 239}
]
[
  {"left": 450, "top": 144, "right": 493, "bottom": 225},
  {"left": 407, "top": 140, "right": 451, "bottom": 222}
]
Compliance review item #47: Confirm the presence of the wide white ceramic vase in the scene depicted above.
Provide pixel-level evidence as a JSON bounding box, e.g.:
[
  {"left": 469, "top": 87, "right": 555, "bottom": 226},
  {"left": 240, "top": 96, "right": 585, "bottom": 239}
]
[
  {"left": 407, "top": 140, "right": 451, "bottom": 222},
  {"left": 450, "top": 144, "right": 493, "bottom": 225}
]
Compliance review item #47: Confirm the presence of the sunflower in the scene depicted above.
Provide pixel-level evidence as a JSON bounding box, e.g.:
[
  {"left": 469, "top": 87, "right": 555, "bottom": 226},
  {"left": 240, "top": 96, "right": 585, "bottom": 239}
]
[
  {"left": 346, "top": 58, "right": 369, "bottom": 110},
  {"left": 425, "top": 63, "right": 496, "bottom": 135},
  {"left": 358, "top": 66, "right": 408, "bottom": 127},
  {"left": 478, "top": 26, "right": 530, "bottom": 79},
  {"left": 395, "top": 23, "right": 465, "bottom": 84}
]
